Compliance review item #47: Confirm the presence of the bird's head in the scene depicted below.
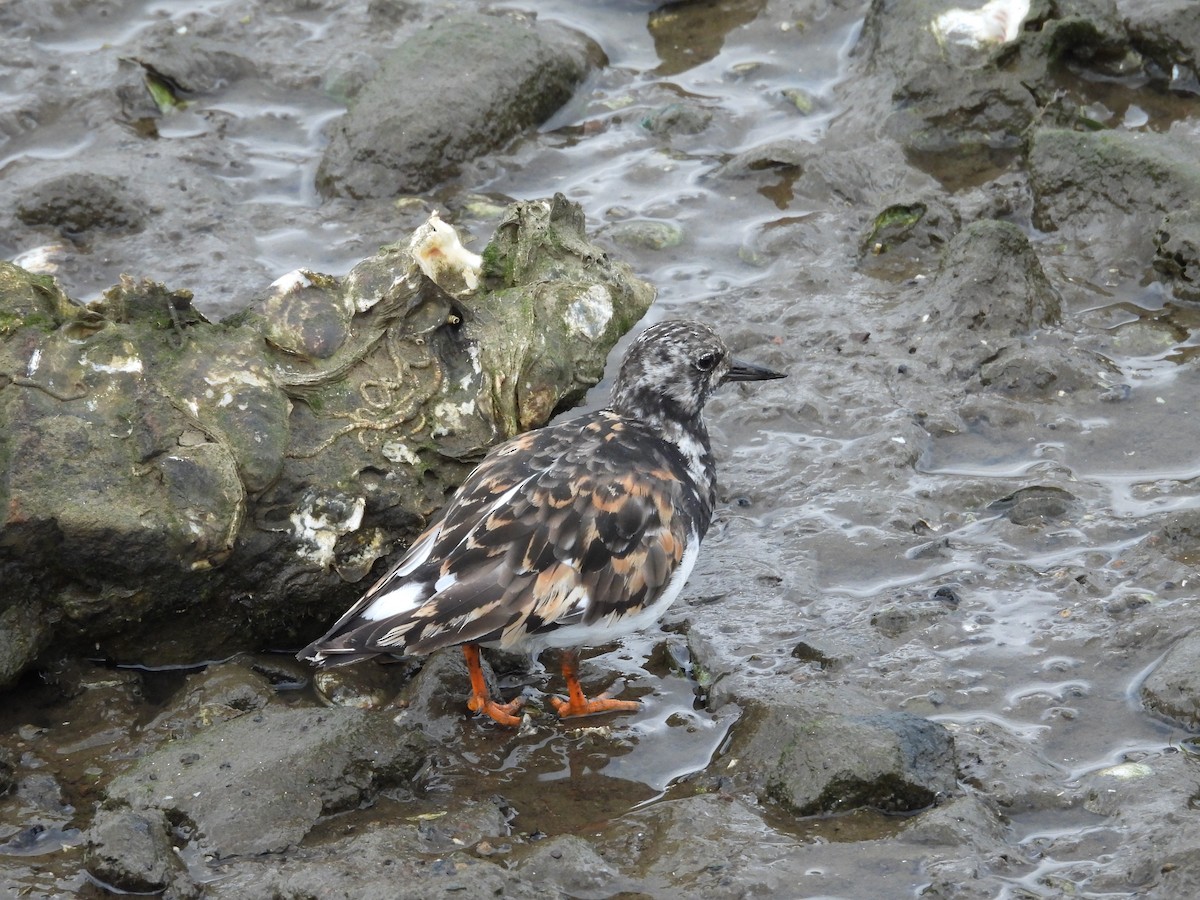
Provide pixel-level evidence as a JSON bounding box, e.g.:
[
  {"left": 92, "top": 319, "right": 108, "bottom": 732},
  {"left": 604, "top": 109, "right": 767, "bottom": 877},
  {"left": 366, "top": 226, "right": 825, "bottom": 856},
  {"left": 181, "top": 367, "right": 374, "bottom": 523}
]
[{"left": 610, "top": 320, "right": 785, "bottom": 423}]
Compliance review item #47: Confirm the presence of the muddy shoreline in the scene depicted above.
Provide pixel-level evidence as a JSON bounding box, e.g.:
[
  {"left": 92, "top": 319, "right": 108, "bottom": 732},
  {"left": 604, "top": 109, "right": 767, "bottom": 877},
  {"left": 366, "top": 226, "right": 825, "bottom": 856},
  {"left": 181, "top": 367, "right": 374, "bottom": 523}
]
[{"left": 3, "top": 1, "right": 1200, "bottom": 898}]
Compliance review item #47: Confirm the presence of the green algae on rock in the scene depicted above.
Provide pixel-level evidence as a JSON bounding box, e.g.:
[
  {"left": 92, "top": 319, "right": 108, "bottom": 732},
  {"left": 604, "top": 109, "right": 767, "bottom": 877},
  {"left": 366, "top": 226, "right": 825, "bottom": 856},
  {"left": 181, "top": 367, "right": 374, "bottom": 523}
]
[{"left": 0, "top": 196, "right": 653, "bottom": 685}]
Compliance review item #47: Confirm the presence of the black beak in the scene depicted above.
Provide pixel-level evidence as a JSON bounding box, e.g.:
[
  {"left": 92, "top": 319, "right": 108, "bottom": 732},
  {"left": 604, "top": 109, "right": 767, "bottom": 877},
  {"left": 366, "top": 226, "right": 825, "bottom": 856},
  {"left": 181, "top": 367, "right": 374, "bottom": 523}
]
[{"left": 726, "top": 358, "right": 786, "bottom": 382}]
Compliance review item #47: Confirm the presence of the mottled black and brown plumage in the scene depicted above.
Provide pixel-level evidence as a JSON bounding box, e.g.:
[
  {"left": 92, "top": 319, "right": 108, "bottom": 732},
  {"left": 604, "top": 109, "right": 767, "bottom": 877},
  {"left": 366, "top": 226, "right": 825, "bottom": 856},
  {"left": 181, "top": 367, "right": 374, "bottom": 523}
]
[{"left": 298, "top": 320, "right": 784, "bottom": 725}]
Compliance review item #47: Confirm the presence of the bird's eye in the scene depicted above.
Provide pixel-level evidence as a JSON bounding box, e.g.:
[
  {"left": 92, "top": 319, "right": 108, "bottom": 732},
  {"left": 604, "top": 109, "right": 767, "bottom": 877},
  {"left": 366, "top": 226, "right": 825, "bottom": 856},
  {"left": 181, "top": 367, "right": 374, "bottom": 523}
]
[{"left": 694, "top": 351, "right": 720, "bottom": 372}]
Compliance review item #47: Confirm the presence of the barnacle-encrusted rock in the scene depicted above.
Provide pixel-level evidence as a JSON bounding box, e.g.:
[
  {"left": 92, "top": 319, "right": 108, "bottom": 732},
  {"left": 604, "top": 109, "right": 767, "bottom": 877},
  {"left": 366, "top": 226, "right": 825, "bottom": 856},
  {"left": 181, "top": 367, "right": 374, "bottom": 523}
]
[{"left": 0, "top": 196, "right": 653, "bottom": 684}]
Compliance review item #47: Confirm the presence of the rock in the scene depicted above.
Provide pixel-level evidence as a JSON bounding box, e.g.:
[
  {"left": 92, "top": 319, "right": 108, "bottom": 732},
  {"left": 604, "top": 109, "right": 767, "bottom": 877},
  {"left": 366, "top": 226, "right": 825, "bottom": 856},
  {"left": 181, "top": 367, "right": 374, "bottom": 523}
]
[
  {"left": 594, "top": 792, "right": 955, "bottom": 897},
  {"left": 516, "top": 834, "right": 623, "bottom": 897},
  {"left": 1068, "top": 750, "right": 1200, "bottom": 895},
  {"left": 85, "top": 808, "right": 194, "bottom": 897},
  {"left": 730, "top": 701, "right": 957, "bottom": 816},
  {"left": 128, "top": 35, "right": 253, "bottom": 95},
  {"left": 642, "top": 101, "right": 713, "bottom": 136},
  {"left": 202, "top": 819, "right": 538, "bottom": 900},
  {"left": 1154, "top": 208, "right": 1200, "bottom": 302},
  {"left": 987, "top": 485, "right": 1079, "bottom": 526},
  {"left": 0, "top": 198, "right": 652, "bottom": 685},
  {"left": 1141, "top": 630, "right": 1200, "bottom": 729},
  {"left": 0, "top": 746, "right": 14, "bottom": 795},
  {"left": 1028, "top": 128, "right": 1200, "bottom": 262},
  {"left": 0, "top": 601, "right": 51, "bottom": 686},
  {"left": 17, "top": 173, "right": 147, "bottom": 239},
  {"left": 976, "top": 339, "right": 1111, "bottom": 398},
  {"left": 952, "top": 719, "right": 1070, "bottom": 811},
  {"left": 1125, "top": 0, "right": 1200, "bottom": 93},
  {"left": 717, "top": 138, "right": 808, "bottom": 181},
  {"left": 142, "top": 660, "right": 275, "bottom": 738},
  {"left": 922, "top": 219, "right": 1062, "bottom": 338},
  {"left": 317, "top": 13, "right": 597, "bottom": 199},
  {"left": 899, "top": 793, "right": 1009, "bottom": 850},
  {"left": 855, "top": 0, "right": 1124, "bottom": 184},
  {"left": 602, "top": 219, "right": 685, "bottom": 251},
  {"left": 395, "top": 647, "right": 502, "bottom": 740},
  {"left": 314, "top": 657, "right": 416, "bottom": 712},
  {"left": 105, "top": 705, "right": 428, "bottom": 857},
  {"left": 471, "top": 194, "right": 655, "bottom": 435}
]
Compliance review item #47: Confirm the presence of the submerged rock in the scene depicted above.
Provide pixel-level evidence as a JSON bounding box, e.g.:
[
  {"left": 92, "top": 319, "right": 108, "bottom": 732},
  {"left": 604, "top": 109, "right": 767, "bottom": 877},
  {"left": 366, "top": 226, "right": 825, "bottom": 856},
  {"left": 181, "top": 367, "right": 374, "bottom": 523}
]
[
  {"left": 85, "top": 808, "right": 195, "bottom": 898},
  {"left": 0, "top": 198, "right": 653, "bottom": 685},
  {"left": 200, "top": 810, "right": 536, "bottom": 900},
  {"left": 1124, "top": 0, "right": 1200, "bottom": 94},
  {"left": 105, "top": 705, "right": 428, "bottom": 858},
  {"left": 17, "top": 173, "right": 148, "bottom": 240},
  {"left": 1141, "top": 630, "right": 1200, "bottom": 730}
]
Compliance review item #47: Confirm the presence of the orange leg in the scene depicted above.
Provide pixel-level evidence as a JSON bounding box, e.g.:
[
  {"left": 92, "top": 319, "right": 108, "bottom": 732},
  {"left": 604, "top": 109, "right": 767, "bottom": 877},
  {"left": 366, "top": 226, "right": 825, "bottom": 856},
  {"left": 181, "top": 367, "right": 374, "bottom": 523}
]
[
  {"left": 549, "top": 648, "right": 641, "bottom": 719},
  {"left": 462, "top": 644, "right": 524, "bottom": 726}
]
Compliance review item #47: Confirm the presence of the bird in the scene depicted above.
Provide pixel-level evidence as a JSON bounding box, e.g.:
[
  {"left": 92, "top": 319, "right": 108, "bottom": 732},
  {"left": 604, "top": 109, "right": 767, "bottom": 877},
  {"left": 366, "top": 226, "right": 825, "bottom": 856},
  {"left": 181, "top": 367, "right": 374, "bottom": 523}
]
[{"left": 297, "top": 319, "right": 785, "bottom": 726}]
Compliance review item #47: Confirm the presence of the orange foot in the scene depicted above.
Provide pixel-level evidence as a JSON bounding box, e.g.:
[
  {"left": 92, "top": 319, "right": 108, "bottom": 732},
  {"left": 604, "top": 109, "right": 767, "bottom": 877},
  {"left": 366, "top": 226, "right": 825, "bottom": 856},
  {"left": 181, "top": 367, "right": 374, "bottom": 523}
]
[
  {"left": 552, "top": 648, "right": 641, "bottom": 720},
  {"left": 550, "top": 693, "right": 640, "bottom": 719},
  {"left": 467, "top": 693, "right": 525, "bottom": 727},
  {"left": 462, "top": 643, "right": 524, "bottom": 727}
]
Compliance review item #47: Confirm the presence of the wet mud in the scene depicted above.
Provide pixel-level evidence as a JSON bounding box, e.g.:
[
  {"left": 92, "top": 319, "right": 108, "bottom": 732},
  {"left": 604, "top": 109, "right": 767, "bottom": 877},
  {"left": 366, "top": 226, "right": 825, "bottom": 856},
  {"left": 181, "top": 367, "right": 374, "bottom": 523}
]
[{"left": 3, "top": 0, "right": 1200, "bottom": 898}]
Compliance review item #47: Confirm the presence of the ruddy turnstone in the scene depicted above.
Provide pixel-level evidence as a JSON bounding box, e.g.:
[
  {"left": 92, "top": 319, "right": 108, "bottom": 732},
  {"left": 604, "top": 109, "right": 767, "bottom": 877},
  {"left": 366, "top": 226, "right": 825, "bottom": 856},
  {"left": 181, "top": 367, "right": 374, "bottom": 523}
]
[{"left": 298, "top": 320, "right": 785, "bottom": 725}]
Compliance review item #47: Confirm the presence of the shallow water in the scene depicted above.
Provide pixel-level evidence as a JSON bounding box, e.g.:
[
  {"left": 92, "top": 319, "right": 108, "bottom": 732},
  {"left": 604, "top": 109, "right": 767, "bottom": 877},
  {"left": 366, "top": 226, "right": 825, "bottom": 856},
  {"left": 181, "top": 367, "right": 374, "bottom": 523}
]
[{"left": 3, "top": 0, "right": 1200, "bottom": 897}]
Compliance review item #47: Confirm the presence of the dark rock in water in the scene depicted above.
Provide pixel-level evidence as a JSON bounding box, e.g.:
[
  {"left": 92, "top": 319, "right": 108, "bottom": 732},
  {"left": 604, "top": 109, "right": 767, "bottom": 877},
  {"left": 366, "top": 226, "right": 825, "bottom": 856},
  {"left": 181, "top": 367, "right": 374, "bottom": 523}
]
[
  {"left": 142, "top": 660, "right": 276, "bottom": 738},
  {"left": 977, "top": 340, "right": 1106, "bottom": 398},
  {"left": 1154, "top": 208, "right": 1200, "bottom": 302},
  {"left": 317, "top": 13, "right": 598, "bottom": 199},
  {"left": 395, "top": 646, "right": 494, "bottom": 741},
  {"left": 85, "top": 808, "right": 194, "bottom": 897},
  {"left": 642, "top": 101, "right": 714, "bottom": 136},
  {"left": 0, "top": 601, "right": 51, "bottom": 687},
  {"left": 105, "top": 705, "right": 428, "bottom": 858},
  {"left": 127, "top": 35, "right": 254, "bottom": 96},
  {"left": 17, "top": 174, "right": 147, "bottom": 240},
  {"left": 0, "top": 746, "right": 13, "bottom": 795},
  {"left": 988, "top": 485, "right": 1079, "bottom": 526},
  {"left": 899, "top": 793, "right": 1008, "bottom": 850},
  {"left": 731, "top": 700, "right": 957, "bottom": 816},
  {"left": 1141, "top": 630, "right": 1200, "bottom": 730},
  {"left": 1124, "top": 0, "right": 1200, "bottom": 94}
]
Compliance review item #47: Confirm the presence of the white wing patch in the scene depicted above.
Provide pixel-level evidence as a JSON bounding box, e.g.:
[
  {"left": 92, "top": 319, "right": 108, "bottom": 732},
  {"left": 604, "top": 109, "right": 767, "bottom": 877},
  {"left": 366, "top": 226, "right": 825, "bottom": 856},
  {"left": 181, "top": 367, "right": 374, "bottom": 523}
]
[{"left": 359, "top": 580, "right": 428, "bottom": 622}]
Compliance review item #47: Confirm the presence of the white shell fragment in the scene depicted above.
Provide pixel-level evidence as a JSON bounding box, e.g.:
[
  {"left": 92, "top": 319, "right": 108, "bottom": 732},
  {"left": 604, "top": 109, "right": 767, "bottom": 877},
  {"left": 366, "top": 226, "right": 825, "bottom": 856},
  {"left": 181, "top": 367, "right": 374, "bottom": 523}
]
[
  {"left": 933, "top": 0, "right": 1030, "bottom": 48},
  {"left": 408, "top": 211, "right": 482, "bottom": 292},
  {"left": 11, "top": 243, "right": 71, "bottom": 275},
  {"left": 268, "top": 268, "right": 315, "bottom": 295},
  {"left": 290, "top": 493, "right": 366, "bottom": 569},
  {"left": 1096, "top": 762, "right": 1153, "bottom": 780}
]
